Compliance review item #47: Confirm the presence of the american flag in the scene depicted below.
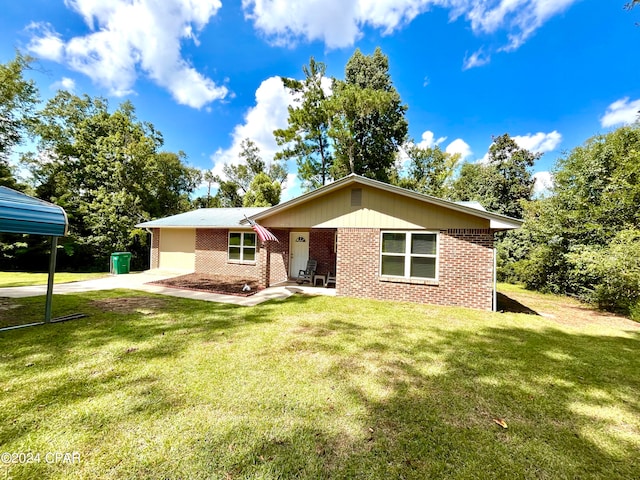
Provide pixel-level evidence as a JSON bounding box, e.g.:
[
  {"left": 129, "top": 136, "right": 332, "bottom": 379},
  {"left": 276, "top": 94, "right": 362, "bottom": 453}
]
[{"left": 245, "top": 216, "right": 279, "bottom": 242}]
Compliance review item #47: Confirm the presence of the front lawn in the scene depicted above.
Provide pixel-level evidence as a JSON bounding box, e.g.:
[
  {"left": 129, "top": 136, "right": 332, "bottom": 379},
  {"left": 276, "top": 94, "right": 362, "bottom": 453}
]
[
  {"left": 0, "top": 272, "right": 109, "bottom": 288},
  {"left": 0, "top": 289, "right": 638, "bottom": 479}
]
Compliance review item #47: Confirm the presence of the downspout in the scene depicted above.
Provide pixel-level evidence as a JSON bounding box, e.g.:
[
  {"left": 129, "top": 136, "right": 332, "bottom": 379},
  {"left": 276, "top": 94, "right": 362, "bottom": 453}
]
[{"left": 146, "top": 228, "right": 154, "bottom": 270}]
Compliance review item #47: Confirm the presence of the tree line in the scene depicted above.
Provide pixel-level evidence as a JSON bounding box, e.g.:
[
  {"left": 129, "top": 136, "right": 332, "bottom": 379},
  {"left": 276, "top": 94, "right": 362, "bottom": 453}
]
[{"left": 2, "top": 49, "right": 639, "bottom": 319}]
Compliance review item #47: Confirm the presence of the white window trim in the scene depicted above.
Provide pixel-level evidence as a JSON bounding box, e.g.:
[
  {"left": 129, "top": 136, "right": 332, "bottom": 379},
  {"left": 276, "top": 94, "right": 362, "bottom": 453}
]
[
  {"left": 379, "top": 230, "right": 439, "bottom": 282},
  {"left": 228, "top": 231, "right": 257, "bottom": 264}
]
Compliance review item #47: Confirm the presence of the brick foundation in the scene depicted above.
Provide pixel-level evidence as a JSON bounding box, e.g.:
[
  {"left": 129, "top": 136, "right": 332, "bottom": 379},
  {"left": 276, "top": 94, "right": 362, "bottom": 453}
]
[{"left": 336, "top": 228, "right": 495, "bottom": 310}]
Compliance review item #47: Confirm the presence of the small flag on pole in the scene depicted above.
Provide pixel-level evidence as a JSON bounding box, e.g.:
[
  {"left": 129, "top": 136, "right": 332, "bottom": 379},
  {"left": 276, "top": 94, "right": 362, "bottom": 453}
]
[{"left": 245, "top": 216, "right": 279, "bottom": 242}]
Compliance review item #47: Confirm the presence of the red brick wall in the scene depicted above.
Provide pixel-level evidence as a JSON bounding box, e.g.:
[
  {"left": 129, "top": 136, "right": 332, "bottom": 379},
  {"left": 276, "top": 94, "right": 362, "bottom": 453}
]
[
  {"left": 309, "top": 229, "right": 337, "bottom": 276},
  {"left": 267, "top": 229, "right": 290, "bottom": 285},
  {"left": 150, "top": 228, "right": 159, "bottom": 269},
  {"left": 195, "top": 229, "right": 260, "bottom": 279},
  {"left": 336, "top": 228, "right": 495, "bottom": 310}
]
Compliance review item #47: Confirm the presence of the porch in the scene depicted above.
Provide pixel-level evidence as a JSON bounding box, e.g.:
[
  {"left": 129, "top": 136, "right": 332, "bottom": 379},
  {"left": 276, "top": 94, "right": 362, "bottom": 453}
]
[{"left": 262, "top": 228, "right": 338, "bottom": 287}]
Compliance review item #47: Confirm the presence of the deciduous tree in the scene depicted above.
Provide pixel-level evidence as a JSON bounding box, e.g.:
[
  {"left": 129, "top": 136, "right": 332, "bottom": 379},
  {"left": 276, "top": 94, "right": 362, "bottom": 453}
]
[{"left": 0, "top": 52, "right": 39, "bottom": 190}]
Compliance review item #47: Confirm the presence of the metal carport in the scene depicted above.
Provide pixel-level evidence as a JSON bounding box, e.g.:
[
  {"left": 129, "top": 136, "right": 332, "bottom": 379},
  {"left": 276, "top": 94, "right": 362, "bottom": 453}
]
[{"left": 0, "top": 186, "right": 68, "bottom": 329}]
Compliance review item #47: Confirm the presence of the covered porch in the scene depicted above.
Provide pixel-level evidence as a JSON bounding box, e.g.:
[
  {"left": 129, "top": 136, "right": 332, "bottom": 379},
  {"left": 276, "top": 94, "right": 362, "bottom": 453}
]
[{"left": 261, "top": 227, "right": 338, "bottom": 288}]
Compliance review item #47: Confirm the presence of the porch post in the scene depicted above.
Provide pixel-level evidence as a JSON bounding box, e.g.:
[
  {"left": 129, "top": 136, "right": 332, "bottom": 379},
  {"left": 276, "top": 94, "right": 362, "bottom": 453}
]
[{"left": 259, "top": 241, "right": 271, "bottom": 288}]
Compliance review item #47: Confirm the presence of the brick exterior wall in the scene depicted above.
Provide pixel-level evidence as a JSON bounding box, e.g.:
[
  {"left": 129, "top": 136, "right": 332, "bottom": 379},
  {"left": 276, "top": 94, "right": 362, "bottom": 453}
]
[
  {"left": 336, "top": 228, "right": 495, "bottom": 310},
  {"left": 266, "top": 229, "right": 289, "bottom": 286},
  {"left": 150, "top": 228, "right": 159, "bottom": 269},
  {"left": 195, "top": 229, "right": 260, "bottom": 279},
  {"left": 309, "top": 229, "right": 337, "bottom": 276}
]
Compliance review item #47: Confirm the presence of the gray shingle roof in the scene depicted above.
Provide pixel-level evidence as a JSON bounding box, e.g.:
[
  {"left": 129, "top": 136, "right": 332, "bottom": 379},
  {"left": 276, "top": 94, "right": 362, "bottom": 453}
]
[{"left": 136, "top": 207, "right": 269, "bottom": 228}]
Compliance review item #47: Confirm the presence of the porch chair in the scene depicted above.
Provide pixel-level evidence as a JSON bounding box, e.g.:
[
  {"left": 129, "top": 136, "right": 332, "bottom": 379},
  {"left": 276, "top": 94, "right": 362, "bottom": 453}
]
[
  {"left": 296, "top": 259, "right": 317, "bottom": 284},
  {"left": 325, "top": 272, "right": 336, "bottom": 288}
]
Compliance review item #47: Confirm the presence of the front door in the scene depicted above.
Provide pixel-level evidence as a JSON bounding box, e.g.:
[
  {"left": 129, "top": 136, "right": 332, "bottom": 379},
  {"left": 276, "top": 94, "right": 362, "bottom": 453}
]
[{"left": 289, "top": 231, "right": 309, "bottom": 278}]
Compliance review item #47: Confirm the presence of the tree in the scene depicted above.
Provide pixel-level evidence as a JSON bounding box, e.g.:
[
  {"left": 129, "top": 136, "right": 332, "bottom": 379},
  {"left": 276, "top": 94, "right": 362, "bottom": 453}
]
[
  {"left": 274, "top": 58, "right": 333, "bottom": 190},
  {"left": 395, "top": 143, "right": 460, "bottom": 197},
  {"left": 23, "top": 92, "right": 198, "bottom": 268},
  {"left": 515, "top": 124, "right": 640, "bottom": 315},
  {"left": 243, "top": 172, "right": 281, "bottom": 207},
  {"left": 0, "top": 52, "right": 39, "bottom": 190},
  {"left": 275, "top": 48, "right": 408, "bottom": 189},
  {"left": 452, "top": 133, "right": 537, "bottom": 218},
  {"left": 330, "top": 48, "right": 408, "bottom": 182},
  {"left": 216, "top": 138, "right": 285, "bottom": 207}
]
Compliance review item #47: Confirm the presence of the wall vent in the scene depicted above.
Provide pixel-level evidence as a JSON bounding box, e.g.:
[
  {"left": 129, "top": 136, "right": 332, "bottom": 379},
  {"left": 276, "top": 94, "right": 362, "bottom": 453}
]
[{"left": 351, "top": 188, "right": 362, "bottom": 207}]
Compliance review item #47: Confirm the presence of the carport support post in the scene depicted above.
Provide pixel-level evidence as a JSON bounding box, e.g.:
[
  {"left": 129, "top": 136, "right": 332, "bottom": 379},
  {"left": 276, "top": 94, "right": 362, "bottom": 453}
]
[{"left": 44, "top": 236, "right": 58, "bottom": 323}]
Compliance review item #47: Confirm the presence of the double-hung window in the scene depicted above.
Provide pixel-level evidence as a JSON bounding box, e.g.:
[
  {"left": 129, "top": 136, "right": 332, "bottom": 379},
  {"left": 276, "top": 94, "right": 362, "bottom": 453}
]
[
  {"left": 380, "top": 231, "right": 438, "bottom": 280},
  {"left": 228, "top": 231, "right": 256, "bottom": 263}
]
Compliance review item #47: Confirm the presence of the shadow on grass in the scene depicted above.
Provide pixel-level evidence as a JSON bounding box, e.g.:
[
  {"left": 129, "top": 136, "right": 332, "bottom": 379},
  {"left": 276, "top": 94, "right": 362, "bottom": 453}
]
[
  {"left": 497, "top": 292, "right": 538, "bottom": 315},
  {"left": 0, "top": 289, "right": 273, "bottom": 448},
  {"left": 228, "top": 302, "right": 640, "bottom": 479},
  {"left": 1, "top": 293, "right": 639, "bottom": 479}
]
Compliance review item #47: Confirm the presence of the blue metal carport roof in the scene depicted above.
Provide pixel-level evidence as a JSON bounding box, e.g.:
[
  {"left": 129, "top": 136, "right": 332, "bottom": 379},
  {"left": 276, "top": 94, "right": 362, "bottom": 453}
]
[
  {"left": 0, "top": 186, "right": 69, "bottom": 329},
  {"left": 0, "top": 186, "right": 68, "bottom": 236}
]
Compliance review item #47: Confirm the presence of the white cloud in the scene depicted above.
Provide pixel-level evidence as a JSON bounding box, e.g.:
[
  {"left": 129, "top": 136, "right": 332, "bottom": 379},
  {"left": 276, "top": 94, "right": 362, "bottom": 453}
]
[
  {"left": 243, "top": 0, "right": 579, "bottom": 56},
  {"left": 27, "top": 0, "right": 227, "bottom": 109},
  {"left": 211, "top": 76, "right": 296, "bottom": 178},
  {"left": 462, "top": 48, "right": 490, "bottom": 70},
  {"left": 445, "top": 138, "right": 472, "bottom": 160},
  {"left": 416, "top": 130, "right": 447, "bottom": 149},
  {"left": 51, "top": 77, "right": 76, "bottom": 92},
  {"left": 512, "top": 130, "right": 562, "bottom": 153},
  {"left": 600, "top": 97, "right": 640, "bottom": 128},
  {"left": 533, "top": 171, "right": 553, "bottom": 197},
  {"left": 26, "top": 22, "right": 65, "bottom": 62},
  {"left": 464, "top": 0, "right": 577, "bottom": 52}
]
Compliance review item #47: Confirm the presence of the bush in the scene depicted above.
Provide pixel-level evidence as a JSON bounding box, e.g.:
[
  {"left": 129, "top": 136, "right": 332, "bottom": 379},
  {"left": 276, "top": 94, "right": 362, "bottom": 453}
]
[{"left": 568, "top": 228, "right": 640, "bottom": 315}]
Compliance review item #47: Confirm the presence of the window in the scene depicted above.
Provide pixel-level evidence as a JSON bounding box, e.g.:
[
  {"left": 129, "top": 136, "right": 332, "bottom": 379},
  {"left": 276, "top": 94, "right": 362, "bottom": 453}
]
[
  {"left": 380, "top": 231, "right": 438, "bottom": 280},
  {"left": 228, "top": 231, "right": 256, "bottom": 263}
]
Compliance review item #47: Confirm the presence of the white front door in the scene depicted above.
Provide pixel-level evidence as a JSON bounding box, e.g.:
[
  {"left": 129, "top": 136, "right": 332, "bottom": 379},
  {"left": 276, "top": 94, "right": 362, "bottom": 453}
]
[{"left": 289, "top": 231, "right": 310, "bottom": 278}]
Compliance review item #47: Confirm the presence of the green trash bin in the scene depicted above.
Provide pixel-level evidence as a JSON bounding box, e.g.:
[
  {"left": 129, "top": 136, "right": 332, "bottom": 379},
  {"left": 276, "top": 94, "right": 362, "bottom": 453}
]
[{"left": 110, "top": 252, "right": 132, "bottom": 275}]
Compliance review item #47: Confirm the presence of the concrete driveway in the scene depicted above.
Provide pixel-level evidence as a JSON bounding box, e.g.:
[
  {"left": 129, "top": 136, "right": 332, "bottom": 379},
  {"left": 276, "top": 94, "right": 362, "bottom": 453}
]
[{"left": 0, "top": 271, "right": 335, "bottom": 306}]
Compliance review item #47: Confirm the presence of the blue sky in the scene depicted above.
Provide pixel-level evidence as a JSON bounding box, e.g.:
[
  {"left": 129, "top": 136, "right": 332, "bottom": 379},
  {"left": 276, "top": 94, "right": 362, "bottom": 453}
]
[{"left": 1, "top": 0, "right": 639, "bottom": 201}]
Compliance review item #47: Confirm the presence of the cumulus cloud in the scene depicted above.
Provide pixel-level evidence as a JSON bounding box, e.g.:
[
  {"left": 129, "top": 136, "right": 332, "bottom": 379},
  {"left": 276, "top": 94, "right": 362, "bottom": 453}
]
[
  {"left": 600, "top": 97, "right": 640, "bottom": 128},
  {"left": 416, "top": 130, "right": 447, "bottom": 149},
  {"left": 512, "top": 130, "right": 562, "bottom": 153},
  {"left": 210, "top": 76, "right": 296, "bottom": 178},
  {"left": 51, "top": 77, "right": 76, "bottom": 92},
  {"left": 27, "top": 0, "right": 227, "bottom": 108},
  {"left": 533, "top": 171, "right": 553, "bottom": 197},
  {"left": 445, "top": 138, "right": 472, "bottom": 160},
  {"left": 243, "top": 0, "right": 579, "bottom": 56},
  {"left": 26, "top": 22, "right": 65, "bottom": 62}
]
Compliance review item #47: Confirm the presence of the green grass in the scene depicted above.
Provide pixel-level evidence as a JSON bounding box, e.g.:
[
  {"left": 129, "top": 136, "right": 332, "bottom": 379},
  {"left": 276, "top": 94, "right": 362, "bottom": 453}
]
[
  {"left": 0, "top": 290, "right": 638, "bottom": 479},
  {"left": 0, "top": 272, "right": 109, "bottom": 288}
]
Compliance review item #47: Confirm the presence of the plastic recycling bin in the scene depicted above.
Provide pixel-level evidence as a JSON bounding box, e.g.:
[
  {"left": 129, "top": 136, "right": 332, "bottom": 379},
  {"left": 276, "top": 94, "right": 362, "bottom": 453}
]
[{"left": 110, "top": 252, "right": 132, "bottom": 275}]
